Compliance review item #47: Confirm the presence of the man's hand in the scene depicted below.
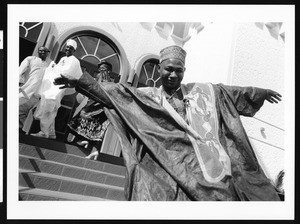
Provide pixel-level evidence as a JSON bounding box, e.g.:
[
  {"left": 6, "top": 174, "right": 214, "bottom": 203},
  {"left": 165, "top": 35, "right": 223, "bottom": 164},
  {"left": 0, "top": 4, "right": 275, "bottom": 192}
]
[
  {"left": 53, "top": 74, "right": 78, "bottom": 89},
  {"left": 266, "top": 89, "right": 282, "bottom": 104}
]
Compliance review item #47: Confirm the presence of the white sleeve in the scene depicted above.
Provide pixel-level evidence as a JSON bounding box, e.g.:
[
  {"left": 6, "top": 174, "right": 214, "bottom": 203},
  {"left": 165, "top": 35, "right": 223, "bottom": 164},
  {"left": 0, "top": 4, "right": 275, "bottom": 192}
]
[
  {"left": 55, "top": 56, "right": 82, "bottom": 79},
  {"left": 19, "top": 56, "right": 31, "bottom": 83}
]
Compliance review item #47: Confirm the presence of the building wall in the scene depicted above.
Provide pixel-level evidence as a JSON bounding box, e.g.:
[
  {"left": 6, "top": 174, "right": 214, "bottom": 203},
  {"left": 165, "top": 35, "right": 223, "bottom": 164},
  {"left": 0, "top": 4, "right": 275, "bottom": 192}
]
[
  {"left": 184, "top": 22, "right": 285, "bottom": 183},
  {"left": 52, "top": 22, "right": 177, "bottom": 78},
  {"left": 183, "top": 22, "right": 237, "bottom": 85},
  {"left": 231, "top": 22, "right": 284, "bottom": 183}
]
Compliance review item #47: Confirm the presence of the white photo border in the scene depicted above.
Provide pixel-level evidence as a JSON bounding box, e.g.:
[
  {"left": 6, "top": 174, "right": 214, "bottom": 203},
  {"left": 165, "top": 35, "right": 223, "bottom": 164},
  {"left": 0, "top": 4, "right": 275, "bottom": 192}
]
[{"left": 7, "top": 4, "right": 295, "bottom": 220}]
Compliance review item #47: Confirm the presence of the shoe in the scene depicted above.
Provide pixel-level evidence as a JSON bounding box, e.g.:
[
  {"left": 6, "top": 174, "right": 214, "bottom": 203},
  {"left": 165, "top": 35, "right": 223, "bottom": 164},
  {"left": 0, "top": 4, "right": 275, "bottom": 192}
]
[
  {"left": 77, "top": 140, "right": 89, "bottom": 148},
  {"left": 67, "top": 133, "right": 75, "bottom": 142},
  {"left": 85, "top": 151, "right": 99, "bottom": 160},
  {"left": 31, "top": 131, "right": 56, "bottom": 139}
]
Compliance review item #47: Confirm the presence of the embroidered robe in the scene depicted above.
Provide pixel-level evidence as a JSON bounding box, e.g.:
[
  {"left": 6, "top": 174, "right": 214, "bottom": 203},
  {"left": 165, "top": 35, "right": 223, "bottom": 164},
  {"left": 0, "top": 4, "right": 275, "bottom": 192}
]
[{"left": 75, "top": 72, "right": 280, "bottom": 201}]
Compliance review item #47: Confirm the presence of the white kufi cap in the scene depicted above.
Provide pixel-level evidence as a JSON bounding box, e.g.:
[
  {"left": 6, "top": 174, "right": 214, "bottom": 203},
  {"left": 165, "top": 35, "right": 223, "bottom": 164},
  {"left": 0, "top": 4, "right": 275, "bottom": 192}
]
[{"left": 66, "top": 39, "right": 77, "bottom": 50}]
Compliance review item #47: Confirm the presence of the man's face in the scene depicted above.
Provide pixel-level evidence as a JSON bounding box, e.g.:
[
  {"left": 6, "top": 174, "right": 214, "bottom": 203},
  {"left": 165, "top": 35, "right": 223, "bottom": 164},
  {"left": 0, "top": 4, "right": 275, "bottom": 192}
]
[
  {"left": 158, "top": 58, "right": 185, "bottom": 90},
  {"left": 98, "top": 64, "right": 111, "bottom": 74},
  {"left": 96, "top": 64, "right": 112, "bottom": 81},
  {"left": 65, "top": 45, "right": 75, "bottom": 57},
  {"left": 38, "top": 47, "right": 49, "bottom": 61}
]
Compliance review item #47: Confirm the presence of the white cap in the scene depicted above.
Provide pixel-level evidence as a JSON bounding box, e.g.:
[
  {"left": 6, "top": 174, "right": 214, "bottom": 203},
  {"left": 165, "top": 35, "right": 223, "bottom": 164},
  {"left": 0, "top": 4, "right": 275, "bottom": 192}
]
[{"left": 66, "top": 39, "right": 77, "bottom": 50}]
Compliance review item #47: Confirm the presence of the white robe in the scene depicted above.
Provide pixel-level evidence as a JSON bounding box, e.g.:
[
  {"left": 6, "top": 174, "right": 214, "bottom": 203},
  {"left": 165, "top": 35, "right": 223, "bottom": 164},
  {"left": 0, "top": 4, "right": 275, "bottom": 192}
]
[
  {"left": 19, "top": 56, "right": 51, "bottom": 99},
  {"left": 34, "top": 55, "right": 82, "bottom": 137}
]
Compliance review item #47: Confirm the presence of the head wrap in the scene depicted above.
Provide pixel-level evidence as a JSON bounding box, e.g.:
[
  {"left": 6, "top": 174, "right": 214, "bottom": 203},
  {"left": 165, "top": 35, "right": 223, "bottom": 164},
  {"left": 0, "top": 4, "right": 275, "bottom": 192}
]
[
  {"left": 159, "top": 45, "right": 187, "bottom": 64},
  {"left": 98, "top": 60, "right": 112, "bottom": 71},
  {"left": 66, "top": 39, "right": 77, "bottom": 50}
]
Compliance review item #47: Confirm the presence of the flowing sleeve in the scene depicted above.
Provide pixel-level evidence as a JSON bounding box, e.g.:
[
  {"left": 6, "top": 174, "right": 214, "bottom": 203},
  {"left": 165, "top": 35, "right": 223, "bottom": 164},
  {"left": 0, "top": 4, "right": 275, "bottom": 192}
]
[
  {"left": 19, "top": 56, "right": 31, "bottom": 84},
  {"left": 55, "top": 56, "right": 82, "bottom": 79},
  {"left": 216, "top": 83, "right": 268, "bottom": 117},
  {"left": 75, "top": 71, "right": 114, "bottom": 108}
]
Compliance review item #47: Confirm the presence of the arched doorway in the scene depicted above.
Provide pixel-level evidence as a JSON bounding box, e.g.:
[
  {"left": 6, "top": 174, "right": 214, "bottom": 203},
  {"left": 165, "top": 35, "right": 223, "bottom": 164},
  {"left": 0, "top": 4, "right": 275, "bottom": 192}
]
[
  {"left": 56, "top": 32, "right": 121, "bottom": 82},
  {"left": 53, "top": 32, "right": 123, "bottom": 151},
  {"left": 19, "top": 22, "right": 51, "bottom": 64}
]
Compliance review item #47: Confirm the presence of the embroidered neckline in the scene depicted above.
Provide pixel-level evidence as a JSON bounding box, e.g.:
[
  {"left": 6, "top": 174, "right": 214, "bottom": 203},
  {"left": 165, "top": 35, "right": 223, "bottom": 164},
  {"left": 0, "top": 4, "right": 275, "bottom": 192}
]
[{"left": 163, "top": 86, "right": 182, "bottom": 101}]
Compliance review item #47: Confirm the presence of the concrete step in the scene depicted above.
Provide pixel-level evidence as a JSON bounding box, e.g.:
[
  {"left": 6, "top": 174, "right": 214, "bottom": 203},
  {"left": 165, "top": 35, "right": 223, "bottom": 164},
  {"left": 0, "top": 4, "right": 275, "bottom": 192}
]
[
  {"left": 19, "top": 133, "right": 125, "bottom": 166},
  {"left": 19, "top": 154, "right": 125, "bottom": 188},
  {"left": 19, "top": 169, "right": 126, "bottom": 201},
  {"left": 19, "top": 186, "right": 109, "bottom": 201},
  {"left": 19, "top": 143, "right": 126, "bottom": 177}
]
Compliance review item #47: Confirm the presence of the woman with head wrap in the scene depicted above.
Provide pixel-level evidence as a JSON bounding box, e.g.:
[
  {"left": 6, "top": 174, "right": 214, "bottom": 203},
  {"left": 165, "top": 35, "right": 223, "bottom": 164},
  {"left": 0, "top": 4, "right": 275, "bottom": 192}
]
[{"left": 66, "top": 61, "right": 113, "bottom": 160}]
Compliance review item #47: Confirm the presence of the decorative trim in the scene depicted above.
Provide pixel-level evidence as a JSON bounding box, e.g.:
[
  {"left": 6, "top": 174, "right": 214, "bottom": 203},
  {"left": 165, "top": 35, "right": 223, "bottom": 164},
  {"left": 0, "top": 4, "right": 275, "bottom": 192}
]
[
  {"left": 264, "top": 22, "right": 285, "bottom": 42},
  {"left": 141, "top": 22, "right": 205, "bottom": 45}
]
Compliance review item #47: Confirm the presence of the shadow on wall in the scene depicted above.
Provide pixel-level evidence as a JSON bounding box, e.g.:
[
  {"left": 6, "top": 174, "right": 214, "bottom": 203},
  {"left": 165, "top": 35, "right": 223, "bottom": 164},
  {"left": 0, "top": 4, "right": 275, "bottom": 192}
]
[
  {"left": 255, "top": 22, "right": 285, "bottom": 42},
  {"left": 111, "top": 22, "right": 123, "bottom": 32}
]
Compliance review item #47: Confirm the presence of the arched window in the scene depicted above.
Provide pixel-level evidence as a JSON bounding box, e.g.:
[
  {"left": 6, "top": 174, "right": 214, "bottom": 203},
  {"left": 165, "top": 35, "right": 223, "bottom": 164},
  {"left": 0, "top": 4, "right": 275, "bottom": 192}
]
[
  {"left": 19, "top": 22, "right": 43, "bottom": 63},
  {"left": 137, "top": 59, "right": 161, "bottom": 88},
  {"left": 56, "top": 33, "right": 121, "bottom": 82},
  {"left": 19, "top": 22, "right": 43, "bottom": 41}
]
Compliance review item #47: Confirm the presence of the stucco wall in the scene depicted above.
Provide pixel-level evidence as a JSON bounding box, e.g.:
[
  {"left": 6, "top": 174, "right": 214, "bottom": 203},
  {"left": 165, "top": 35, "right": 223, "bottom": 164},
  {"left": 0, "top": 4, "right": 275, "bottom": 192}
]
[
  {"left": 230, "top": 23, "right": 284, "bottom": 128},
  {"left": 231, "top": 23, "right": 284, "bottom": 183},
  {"left": 184, "top": 22, "right": 285, "bottom": 183},
  {"left": 183, "top": 22, "right": 237, "bottom": 85}
]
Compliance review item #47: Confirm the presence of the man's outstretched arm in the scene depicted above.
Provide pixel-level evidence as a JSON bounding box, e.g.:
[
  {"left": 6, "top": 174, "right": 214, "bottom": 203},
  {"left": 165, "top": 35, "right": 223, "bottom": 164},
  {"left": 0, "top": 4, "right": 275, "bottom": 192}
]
[
  {"left": 264, "top": 89, "right": 282, "bottom": 104},
  {"left": 54, "top": 72, "right": 114, "bottom": 108},
  {"left": 53, "top": 74, "right": 78, "bottom": 89},
  {"left": 216, "top": 84, "right": 282, "bottom": 117}
]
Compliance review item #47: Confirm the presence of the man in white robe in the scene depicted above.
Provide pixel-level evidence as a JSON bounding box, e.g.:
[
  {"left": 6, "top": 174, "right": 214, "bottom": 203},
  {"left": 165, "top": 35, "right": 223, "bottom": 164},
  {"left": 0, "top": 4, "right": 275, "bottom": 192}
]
[
  {"left": 19, "top": 46, "right": 51, "bottom": 130},
  {"left": 32, "top": 39, "right": 82, "bottom": 139}
]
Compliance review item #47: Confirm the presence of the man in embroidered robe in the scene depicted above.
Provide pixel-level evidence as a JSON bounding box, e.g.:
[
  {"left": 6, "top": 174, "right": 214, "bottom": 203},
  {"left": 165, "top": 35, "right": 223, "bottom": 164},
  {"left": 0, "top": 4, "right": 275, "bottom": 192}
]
[
  {"left": 19, "top": 46, "right": 51, "bottom": 130},
  {"left": 54, "top": 45, "right": 282, "bottom": 201},
  {"left": 31, "top": 39, "right": 82, "bottom": 139}
]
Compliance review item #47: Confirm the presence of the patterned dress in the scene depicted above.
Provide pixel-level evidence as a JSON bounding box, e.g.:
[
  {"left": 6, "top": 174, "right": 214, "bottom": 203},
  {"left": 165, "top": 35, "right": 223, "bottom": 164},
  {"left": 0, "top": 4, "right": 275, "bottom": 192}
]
[
  {"left": 67, "top": 73, "right": 111, "bottom": 142},
  {"left": 68, "top": 100, "right": 110, "bottom": 142}
]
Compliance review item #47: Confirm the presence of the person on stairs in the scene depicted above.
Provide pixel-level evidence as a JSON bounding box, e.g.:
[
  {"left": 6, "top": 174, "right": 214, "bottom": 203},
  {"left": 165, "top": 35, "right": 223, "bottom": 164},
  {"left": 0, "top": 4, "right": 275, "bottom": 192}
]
[
  {"left": 19, "top": 46, "right": 51, "bottom": 132},
  {"left": 66, "top": 61, "right": 114, "bottom": 160},
  {"left": 31, "top": 39, "right": 82, "bottom": 139}
]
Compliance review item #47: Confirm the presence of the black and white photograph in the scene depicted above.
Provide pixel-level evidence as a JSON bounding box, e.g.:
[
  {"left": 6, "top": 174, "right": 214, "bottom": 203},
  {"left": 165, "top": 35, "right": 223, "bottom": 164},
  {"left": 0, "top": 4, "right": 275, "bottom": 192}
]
[{"left": 6, "top": 4, "right": 295, "bottom": 221}]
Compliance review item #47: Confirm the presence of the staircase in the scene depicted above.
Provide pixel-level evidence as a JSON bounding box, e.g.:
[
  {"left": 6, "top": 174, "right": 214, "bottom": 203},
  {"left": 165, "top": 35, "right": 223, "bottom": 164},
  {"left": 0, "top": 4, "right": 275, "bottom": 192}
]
[{"left": 19, "top": 133, "right": 126, "bottom": 201}]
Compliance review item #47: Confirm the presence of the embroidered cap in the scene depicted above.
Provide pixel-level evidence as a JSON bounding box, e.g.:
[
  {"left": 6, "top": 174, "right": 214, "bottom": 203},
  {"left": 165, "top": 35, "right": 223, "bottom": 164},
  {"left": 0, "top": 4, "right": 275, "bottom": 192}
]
[
  {"left": 66, "top": 39, "right": 77, "bottom": 50},
  {"left": 159, "top": 45, "right": 187, "bottom": 64}
]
